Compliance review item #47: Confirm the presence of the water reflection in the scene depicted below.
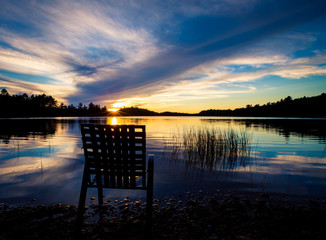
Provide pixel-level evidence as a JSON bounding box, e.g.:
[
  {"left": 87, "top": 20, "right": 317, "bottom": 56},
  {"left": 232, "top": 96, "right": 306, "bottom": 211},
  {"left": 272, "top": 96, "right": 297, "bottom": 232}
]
[
  {"left": 201, "top": 118, "right": 326, "bottom": 143},
  {"left": 0, "top": 117, "right": 325, "bottom": 204},
  {"left": 0, "top": 119, "right": 57, "bottom": 143}
]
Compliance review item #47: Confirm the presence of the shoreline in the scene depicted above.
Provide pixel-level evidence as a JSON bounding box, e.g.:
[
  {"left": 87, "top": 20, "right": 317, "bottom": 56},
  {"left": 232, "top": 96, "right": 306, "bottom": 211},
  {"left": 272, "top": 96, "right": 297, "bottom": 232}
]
[{"left": 1, "top": 190, "right": 326, "bottom": 239}]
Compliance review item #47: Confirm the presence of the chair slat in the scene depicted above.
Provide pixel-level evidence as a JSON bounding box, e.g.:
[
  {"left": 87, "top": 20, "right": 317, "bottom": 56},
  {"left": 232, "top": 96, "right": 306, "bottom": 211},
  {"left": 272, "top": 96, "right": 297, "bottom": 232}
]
[{"left": 81, "top": 124, "right": 147, "bottom": 188}]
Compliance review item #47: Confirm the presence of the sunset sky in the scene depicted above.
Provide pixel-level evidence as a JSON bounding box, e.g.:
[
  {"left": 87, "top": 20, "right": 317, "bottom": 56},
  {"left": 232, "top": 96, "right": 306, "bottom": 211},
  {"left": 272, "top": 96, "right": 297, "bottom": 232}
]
[{"left": 1, "top": 0, "right": 326, "bottom": 113}]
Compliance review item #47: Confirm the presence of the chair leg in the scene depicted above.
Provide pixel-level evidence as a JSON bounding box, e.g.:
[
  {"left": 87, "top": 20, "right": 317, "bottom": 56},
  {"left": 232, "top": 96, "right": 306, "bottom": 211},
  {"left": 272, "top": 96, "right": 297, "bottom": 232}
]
[
  {"left": 97, "top": 172, "right": 104, "bottom": 205},
  {"left": 145, "top": 156, "right": 154, "bottom": 239},
  {"left": 146, "top": 189, "right": 153, "bottom": 227},
  {"left": 77, "top": 168, "right": 89, "bottom": 226},
  {"left": 98, "top": 186, "right": 104, "bottom": 205}
]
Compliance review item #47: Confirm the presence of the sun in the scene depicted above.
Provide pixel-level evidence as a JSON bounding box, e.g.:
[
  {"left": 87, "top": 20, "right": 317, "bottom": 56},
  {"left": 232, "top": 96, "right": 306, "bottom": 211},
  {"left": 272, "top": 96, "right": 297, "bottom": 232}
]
[
  {"left": 108, "top": 108, "right": 119, "bottom": 112},
  {"left": 108, "top": 102, "right": 125, "bottom": 113}
]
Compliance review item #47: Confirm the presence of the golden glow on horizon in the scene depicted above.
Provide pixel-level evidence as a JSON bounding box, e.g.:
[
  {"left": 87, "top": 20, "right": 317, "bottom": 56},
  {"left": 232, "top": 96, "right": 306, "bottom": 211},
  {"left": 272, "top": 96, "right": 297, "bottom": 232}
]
[
  {"left": 108, "top": 108, "right": 119, "bottom": 112},
  {"left": 108, "top": 102, "right": 127, "bottom": 112},
  {"left": 112, "top": 102, "right": 125, "bottom": 108}
]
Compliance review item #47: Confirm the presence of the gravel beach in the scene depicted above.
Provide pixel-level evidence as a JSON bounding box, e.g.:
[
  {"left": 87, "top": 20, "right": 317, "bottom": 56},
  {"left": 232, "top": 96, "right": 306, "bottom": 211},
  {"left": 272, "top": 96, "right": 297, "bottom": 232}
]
[{"left": 1, "top": 190, "right": 326, "bottom": 240}]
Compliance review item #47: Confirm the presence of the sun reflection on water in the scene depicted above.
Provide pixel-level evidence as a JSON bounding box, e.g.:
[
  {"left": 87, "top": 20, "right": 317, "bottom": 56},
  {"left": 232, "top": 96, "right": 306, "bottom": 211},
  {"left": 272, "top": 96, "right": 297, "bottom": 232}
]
[{"left": 110, "top": 117, "right": 118, "bottom": 125}]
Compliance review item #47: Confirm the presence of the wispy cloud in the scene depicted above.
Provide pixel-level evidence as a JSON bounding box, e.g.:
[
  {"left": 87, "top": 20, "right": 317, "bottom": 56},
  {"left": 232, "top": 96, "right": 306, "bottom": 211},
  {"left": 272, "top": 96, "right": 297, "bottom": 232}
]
[
  {"left": 70, "top": 0, "right": 326, "bottom": 101},
  {"left": 0, "top": 0, "right": 161, "bottom": 97},
  {"left": 0, "top": 0, "right": 326, "bottom": 111}
]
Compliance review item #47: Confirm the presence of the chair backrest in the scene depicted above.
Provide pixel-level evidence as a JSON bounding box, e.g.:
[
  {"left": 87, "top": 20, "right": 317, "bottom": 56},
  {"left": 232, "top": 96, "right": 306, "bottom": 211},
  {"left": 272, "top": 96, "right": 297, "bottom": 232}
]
[{"left": 80, "top": 124, "right": 146, "bottom": 189}]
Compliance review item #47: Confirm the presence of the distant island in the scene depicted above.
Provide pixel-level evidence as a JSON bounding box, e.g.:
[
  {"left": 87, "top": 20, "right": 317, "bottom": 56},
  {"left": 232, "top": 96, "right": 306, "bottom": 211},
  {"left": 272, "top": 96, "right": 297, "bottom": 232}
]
[{"left": 0, "top": 88, "right": 325, "bottom": 118}]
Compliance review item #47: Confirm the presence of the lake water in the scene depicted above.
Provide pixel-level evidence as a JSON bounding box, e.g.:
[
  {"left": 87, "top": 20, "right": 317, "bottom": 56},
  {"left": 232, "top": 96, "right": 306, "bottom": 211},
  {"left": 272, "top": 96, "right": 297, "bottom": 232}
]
[{"left": 0, "top": 117, "right": 325, "bottom": 205}]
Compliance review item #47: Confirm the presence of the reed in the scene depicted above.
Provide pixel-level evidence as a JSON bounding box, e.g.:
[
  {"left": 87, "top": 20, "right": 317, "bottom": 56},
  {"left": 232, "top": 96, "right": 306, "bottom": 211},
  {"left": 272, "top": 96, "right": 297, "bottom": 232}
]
[{"left": 165, "top": 126, "right": 253, "bottom": 171}]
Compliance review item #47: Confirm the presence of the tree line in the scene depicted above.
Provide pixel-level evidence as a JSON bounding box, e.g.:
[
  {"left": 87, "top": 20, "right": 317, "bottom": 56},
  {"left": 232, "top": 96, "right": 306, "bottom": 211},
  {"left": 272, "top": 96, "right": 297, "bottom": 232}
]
[
  {"left": 1, "top": 88, "right": 325, "bottom": 117},
  {"left": 199, "top": 93, "right": 326, "bottom": 117},
  {"left": 117, "top": 93, "right": 326, "bottom": 117},
  {"left": 0, "top": 89, "right": 107, "bottom": 117}
]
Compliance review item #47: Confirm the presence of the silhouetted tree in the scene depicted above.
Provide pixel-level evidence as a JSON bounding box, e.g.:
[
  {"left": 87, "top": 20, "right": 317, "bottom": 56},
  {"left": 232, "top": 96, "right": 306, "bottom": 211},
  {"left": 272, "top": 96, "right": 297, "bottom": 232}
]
[{"left": 1, "top": 89, "right": 9, "bottom": 96}]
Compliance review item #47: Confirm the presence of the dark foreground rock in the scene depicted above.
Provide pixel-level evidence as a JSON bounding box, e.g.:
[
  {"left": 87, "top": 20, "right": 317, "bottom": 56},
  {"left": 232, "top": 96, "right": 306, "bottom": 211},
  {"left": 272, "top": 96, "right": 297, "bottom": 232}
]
[{"left": 1, "top": 191, "right": 326, "bottom": 240}]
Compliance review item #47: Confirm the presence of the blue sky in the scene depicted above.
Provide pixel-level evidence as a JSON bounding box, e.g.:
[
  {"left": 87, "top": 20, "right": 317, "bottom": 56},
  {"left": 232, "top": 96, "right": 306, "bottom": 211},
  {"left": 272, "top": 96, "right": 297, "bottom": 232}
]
[{"left": 0, "top": 0, "right": 326, "bottom": 113}]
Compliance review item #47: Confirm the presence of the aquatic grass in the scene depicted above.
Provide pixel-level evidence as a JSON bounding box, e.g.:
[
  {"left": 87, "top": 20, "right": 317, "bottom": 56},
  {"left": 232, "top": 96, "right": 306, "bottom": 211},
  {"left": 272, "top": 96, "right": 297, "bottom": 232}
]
[{"left": 165, "top": 126, "right": 253, "bottom": 171}]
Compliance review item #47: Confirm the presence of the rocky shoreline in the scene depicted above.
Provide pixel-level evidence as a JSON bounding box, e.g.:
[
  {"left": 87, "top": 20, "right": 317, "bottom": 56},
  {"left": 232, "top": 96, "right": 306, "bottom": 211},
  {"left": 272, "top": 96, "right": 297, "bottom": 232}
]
[{"left": 1, "top": 190, "right": 326, "bottom": 239}]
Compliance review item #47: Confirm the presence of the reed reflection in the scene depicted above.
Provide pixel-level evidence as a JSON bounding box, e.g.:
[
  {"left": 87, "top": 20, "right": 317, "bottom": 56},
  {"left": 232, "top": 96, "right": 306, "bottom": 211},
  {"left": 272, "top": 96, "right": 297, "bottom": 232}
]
[{"left": 165, "top": 126, "right": 253, "bottom": 172}]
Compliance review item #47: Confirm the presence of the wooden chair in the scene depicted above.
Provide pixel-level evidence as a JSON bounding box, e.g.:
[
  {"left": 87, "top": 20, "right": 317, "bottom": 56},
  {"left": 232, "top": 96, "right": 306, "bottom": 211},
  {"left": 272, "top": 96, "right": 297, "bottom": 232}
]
[{"left": 77, "top": 124, "right": 154, "bottom": 231}]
